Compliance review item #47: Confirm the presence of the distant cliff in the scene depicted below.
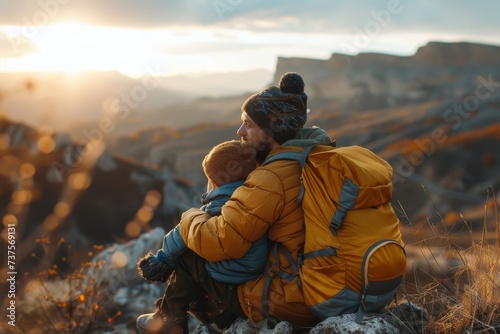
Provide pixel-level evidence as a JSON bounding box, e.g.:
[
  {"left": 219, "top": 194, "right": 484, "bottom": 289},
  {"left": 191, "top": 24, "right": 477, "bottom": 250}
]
[{"left": 275, "top": 41, "right": 500, "bottom": 113}]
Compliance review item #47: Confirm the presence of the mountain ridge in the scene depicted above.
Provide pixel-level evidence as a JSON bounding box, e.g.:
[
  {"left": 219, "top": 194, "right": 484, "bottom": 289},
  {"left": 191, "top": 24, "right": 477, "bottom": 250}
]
[{"left": 0, "top": 68, "right": 272, "bottom": 134}]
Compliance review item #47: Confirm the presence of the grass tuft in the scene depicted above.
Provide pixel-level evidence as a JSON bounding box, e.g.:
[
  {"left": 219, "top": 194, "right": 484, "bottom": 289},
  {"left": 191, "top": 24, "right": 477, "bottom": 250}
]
[{"left": 404, "top": 187, "right": 500, "bottom": 334}]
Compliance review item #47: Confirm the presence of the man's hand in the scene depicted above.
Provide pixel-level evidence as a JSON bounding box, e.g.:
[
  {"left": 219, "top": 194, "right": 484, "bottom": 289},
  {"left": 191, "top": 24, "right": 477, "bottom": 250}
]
[{"left": 137, "top": 252, "right": 174, "bottom": 283}]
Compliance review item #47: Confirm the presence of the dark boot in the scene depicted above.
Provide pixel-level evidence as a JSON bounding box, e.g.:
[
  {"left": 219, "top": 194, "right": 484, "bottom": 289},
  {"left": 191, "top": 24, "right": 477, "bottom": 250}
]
[{"left": 188, "top": 293, "right": 237, "bottom": 333}]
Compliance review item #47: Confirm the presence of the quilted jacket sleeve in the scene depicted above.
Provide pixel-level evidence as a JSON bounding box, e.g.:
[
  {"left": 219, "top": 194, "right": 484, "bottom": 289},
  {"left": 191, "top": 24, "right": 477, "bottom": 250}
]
[
  {"left": 156, "top": 225, "right": 188, "bottom": 267},
  {"left": 179, "top": 168, "right": 284, "bottom": 262}
]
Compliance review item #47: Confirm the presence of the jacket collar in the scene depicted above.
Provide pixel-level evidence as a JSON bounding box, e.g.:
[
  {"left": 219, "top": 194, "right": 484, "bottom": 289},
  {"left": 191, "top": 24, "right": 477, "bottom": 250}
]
[
  {"left": 282, "top": 126, "right": 332, "bottom": 148},
  {"left": 201, "top": 180, "right": 245, "bottom": 215}
]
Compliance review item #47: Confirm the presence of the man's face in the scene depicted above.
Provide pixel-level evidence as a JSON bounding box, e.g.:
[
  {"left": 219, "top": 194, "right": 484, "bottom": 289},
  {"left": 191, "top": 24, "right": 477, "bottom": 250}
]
[{"left": 237, "top": 112, "right": 276, "bottom": 163}]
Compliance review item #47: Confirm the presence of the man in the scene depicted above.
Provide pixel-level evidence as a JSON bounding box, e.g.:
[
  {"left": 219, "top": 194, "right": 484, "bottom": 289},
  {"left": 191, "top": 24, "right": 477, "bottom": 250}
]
[{"left": 137, "top": 72, "right": 332, "bottom": 333}]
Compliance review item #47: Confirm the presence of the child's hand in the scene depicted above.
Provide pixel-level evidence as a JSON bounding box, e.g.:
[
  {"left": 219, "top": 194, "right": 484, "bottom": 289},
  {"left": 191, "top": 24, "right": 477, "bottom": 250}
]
[{"left": 137, "top": 252, "right": 174, "bottom": 283}]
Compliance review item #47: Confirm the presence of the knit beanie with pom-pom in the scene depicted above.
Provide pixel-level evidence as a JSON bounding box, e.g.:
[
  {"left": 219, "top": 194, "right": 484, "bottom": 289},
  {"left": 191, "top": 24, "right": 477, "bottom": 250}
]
[
  {"left": 202, "top": 140, "right": 257, "bottom": 187},
  {"left": 241, "top": 72, "right": 308, "bottom": 144}
]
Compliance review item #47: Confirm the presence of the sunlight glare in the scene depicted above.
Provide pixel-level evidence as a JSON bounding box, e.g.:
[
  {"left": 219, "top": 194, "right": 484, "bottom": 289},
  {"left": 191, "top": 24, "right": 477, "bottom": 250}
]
[{"left": 21, "top": 22, "right": 149, "bottom": 74}]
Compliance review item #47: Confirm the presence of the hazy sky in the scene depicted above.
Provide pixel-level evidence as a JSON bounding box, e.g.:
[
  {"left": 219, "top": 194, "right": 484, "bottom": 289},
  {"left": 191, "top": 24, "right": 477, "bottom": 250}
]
[{"left": 1, "top": 0, "right": 499, "bottom": 77}]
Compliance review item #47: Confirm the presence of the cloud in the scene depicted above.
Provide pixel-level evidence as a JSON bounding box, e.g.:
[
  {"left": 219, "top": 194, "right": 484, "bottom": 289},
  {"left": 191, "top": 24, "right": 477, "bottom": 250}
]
[
  {"left": 1, "top": 0, "right": 499, "bottom": 74},
  {"left": 0, "top": 0, "right": 219, "bottom": 27},
  {"left": 155, "top": 42, "right": 277, "bottom": 55},
  {"left": 0, "top": 0, "right": 498, "bottom": 38},
  {"left": 217, "top": 0, "right": 500, "bottom": 37}
]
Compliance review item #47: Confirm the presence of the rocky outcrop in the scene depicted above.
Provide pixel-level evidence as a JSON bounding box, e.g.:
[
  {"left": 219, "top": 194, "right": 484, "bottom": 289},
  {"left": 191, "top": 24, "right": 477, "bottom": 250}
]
[
  {"left": 412, "top": 41, "right": 500, "bottom": 67},
  {"left": 275, "top": 41, "right": 500, "bottom": 111},
  {"left": 211, "top": 302, "right": 428, "bottom": 334},
  {"left": 84, "top": 227, "right": 167, "bottom": 331}
]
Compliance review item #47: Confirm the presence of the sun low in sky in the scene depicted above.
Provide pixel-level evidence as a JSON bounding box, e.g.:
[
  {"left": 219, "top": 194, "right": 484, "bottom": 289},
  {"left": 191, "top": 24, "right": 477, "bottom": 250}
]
[
  {"left": 1, "top": 21, "right": 433, "bottom": 78},
  {"left": 1, "top": 1, "right": 499, "bottom": 78},
  {"left": 5, "top": 22, "right": 130, "bottom": 74},
  {"left": 3, "top": 22, "right": 249, "bottom": 77},
  {"left": 3, "top": 21, "right": 352, "bottom": 77}
]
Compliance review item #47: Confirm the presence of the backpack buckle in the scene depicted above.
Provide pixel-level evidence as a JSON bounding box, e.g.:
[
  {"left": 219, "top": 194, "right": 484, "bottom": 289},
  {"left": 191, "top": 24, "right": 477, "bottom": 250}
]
[
  {"left": 297, "top": 253, "right": 303, "bottom": 267},
  {"left": 266, "top": 265, "right": 280, "bottom": 278},
  {"left": 355, "top": 295, "right": 367, "bottom": 324},
  {"left": 359, "top": 294, "right": 368, "bottom": 313}
]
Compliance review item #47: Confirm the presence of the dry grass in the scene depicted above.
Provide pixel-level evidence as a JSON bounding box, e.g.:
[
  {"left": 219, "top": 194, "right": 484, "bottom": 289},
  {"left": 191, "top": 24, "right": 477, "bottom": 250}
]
[
  {"left": 402, "top": 187, "right": 500, "bottom": 333},
  {"left": 16, "top": 260, "right": 120, "bottom": 334}
]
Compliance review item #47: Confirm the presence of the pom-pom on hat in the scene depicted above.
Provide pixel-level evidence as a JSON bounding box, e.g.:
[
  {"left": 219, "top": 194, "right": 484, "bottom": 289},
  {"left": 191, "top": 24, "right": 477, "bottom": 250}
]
[
  {"left": 241, "top": 72, "right": 308, "bottom": 144},
  {"left": 202, "top": 140, "right": 257, "bottom": 187}
]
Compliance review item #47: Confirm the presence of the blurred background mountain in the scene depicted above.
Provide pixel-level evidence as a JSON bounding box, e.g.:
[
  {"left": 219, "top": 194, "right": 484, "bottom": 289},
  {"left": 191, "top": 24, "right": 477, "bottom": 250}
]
[{"left": 0, "top": 69, "right": 272, "bottom": 132}]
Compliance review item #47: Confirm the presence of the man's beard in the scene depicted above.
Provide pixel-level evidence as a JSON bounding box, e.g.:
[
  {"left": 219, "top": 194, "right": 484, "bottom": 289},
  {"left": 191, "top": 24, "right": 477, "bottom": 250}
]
[{"left": 255, "top": 142, "right": 273, "bottom": 164}]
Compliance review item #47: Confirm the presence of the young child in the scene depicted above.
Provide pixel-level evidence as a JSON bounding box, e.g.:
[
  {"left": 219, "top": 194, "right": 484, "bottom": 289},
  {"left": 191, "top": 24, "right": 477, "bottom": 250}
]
[{"left": 137, "top": 140, "right": 268, "bottom": 285}]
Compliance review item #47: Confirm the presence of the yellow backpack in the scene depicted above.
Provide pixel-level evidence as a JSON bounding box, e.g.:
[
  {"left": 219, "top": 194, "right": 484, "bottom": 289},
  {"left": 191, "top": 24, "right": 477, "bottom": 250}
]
[{"left": 262, "top": 144, "right": 406, "bottom": 323}]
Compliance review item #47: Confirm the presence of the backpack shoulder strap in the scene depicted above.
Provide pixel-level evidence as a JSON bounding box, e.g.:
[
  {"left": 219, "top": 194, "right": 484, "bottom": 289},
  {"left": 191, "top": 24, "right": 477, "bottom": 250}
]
[
  {"left": 261, "top": 145, "right": 315, "bottom": 168},
  {"left": 261, "top": 145, "right": 316, "bottom": 204}
]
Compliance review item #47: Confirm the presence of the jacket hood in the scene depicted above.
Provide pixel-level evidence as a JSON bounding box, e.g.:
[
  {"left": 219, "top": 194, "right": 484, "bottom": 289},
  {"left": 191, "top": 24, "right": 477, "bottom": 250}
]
[
  {"left": 201, "top": 180, "right": 244, "bottom": 215},
  {"left": 282, "top": 126, "right": 332, "bottom": 148}
]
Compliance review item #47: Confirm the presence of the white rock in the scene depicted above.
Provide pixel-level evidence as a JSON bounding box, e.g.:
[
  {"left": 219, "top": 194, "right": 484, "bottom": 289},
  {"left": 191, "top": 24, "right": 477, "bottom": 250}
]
[{"left": 310, "top": 313, "right": 399, "bottom": 334}]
